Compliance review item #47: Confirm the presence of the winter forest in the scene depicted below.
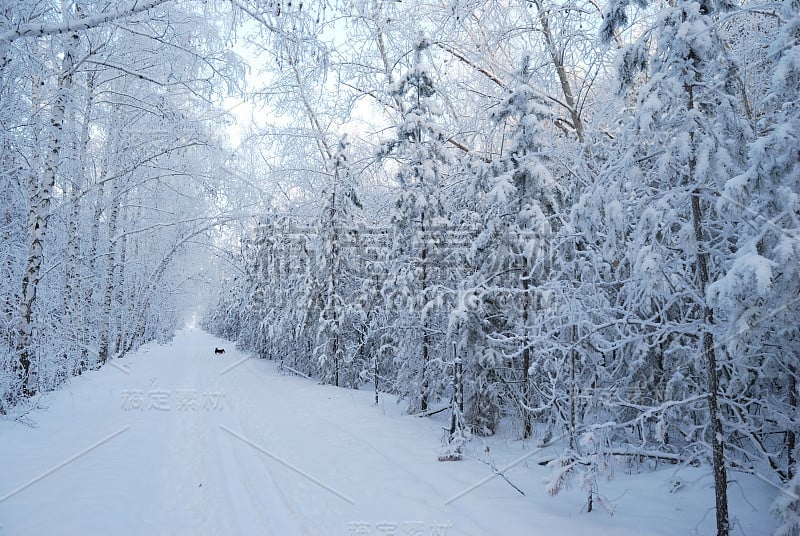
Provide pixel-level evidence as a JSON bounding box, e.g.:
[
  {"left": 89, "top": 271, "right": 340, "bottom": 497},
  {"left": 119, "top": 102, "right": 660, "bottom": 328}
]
[{"left": 1, "top": 0, "right": 799, "bottom": 534}]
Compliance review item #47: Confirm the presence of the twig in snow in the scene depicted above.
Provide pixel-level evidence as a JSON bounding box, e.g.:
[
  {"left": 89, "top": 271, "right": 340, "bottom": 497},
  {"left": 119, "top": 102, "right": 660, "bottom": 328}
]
[{"left": 476, "top": 447, "right": 526, "bottom": 496}]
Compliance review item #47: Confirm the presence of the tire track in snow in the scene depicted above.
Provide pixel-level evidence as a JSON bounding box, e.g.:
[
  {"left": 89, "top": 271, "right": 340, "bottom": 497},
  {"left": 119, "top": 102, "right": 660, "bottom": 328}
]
[
  {"left": 157, "top": 335, "right": 231, "bottom": 534},
  {"left": 232, "top": 357, "right": 492, "bottom": 535},
  {"left": 219, "top": 357, "right": 359, "bottom": 533},
  {"left": 154, "top": 330, "right": 281, "bottom": 535},
  {"left": 209, "top": 341, "right": 313, "bottom": 535}
]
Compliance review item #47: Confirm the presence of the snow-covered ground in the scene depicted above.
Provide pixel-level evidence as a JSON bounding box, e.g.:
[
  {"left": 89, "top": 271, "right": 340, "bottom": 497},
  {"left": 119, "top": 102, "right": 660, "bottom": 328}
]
[{"left": 0, "top": 329, "right": 778, "bottom": 535}]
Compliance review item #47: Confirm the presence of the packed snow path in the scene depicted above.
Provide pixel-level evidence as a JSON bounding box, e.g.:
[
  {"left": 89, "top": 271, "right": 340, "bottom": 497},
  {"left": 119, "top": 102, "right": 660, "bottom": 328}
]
[{"left": 0, "top": 329, "right": 777, "bottom": 535}]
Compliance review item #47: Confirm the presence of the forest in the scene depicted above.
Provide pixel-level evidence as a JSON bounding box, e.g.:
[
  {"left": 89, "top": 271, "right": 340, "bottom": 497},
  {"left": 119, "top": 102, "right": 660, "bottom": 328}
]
[{"left": 1, "top": 1, "right": 798, "bottom": 534}]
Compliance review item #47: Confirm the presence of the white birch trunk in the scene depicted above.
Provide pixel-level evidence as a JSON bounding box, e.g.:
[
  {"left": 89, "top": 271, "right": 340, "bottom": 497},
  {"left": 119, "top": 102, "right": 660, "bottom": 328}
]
[{"left": 15, "top": 15, "right": 79, "bottom": 394}]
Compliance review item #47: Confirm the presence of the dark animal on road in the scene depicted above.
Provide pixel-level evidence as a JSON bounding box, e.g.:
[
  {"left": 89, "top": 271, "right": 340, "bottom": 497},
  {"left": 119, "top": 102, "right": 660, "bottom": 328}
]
[{"left": 214, "top": 348, "right": 225, "bottom": 354}]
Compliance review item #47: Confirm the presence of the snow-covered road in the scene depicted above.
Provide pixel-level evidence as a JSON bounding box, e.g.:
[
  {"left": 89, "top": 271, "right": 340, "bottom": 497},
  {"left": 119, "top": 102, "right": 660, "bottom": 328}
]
[{"left": 0, "top": 329, "right": 777, "bottom": 535}]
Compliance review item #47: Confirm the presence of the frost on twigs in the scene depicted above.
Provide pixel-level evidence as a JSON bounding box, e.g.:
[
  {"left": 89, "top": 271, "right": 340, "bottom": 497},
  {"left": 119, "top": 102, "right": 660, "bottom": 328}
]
[
  {"left": 773, "top": 473, "right": 800, "bottom": 536},
  {"left": 545, "top": 431, "right": 614, "bottom": 515},
  {"left": 438, "top": 418, "right": 469, "bottom": 462}
]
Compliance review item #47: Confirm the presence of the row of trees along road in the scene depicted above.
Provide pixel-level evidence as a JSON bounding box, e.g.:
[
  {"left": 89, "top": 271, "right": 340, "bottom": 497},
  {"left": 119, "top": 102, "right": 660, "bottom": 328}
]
[
  {"left": 0, "top": 1, "right": 258, "bottom": 407},
  {"left": 205, "top": 1, "right": 800, "bottom": 534},
  {"left": 1, "top": 1, "right": 797, "bottom": 535}
]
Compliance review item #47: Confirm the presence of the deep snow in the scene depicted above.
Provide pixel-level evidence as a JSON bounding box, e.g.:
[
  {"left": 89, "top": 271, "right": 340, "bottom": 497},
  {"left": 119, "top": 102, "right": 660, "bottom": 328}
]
[{"left": 0, "top": 329, "right": 779, "bottom": 535}]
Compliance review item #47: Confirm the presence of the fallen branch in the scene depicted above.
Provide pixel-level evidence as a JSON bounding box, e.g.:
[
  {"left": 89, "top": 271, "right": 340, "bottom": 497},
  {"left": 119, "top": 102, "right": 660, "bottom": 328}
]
[
  {"left": 486, "top": 458, "right": 526, "bottom": 496},
  {"left": 280, "top": 364, "right": 312, "bottom": 380},
  {"left": 411, "top": 405, "right": 450, "bottom": 418},
  {"left": 537, "top": 450, "right": 686, "bottom": 466}
]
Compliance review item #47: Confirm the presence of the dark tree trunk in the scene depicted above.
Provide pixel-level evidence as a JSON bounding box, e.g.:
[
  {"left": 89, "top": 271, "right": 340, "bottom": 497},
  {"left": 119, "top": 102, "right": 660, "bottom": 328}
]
[{"left": 691, "top": 189, "right": 729, "bottom": 536}]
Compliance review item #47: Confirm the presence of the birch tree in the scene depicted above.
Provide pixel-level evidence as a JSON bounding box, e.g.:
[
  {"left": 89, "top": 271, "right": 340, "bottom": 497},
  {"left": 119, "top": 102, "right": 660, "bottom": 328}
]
[{"left": 15, "top": 2, "right": 82, "bottom": 395}]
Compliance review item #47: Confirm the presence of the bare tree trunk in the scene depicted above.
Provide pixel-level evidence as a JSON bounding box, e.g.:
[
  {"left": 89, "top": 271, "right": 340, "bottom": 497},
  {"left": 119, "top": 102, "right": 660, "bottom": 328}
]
[
  {"left": 569, "top": 324, "right": 578, "bottom": 450},
  {"left": 789, "top": 366, "right": 797, "bottom": 480},
  {"left": 682, "top": 56, "right": 729, "bottom": 533},
  {"left": 330, "top": 236, "right": 340, "bottom": 387},
  {"left": 532, "top": 0, "right": 585, "bottom": 142},
  {"left": 326, "top": 186, "right": 341, "bottom": 387},
  {"left": 420, "top": 213, "right": 430, "bottom": 413},
  {"left": 113, "top": 209, "right": 128, "bottom": 356},
  {"left": 521, "top": 268, "right": 533, "bottom": 439},
  {"left": 691, "top": 190, "right": 729, "bottom": 536},
  {"left": 97, "top": 189, "right": 120, "bottom": 365},
  {"left": 97, "top": 123, "right": 125, "bottom": 365},
  {"left": 119, "top": 204, "right": 141, "bottom": 354},
  {"left": 63, "top": 148, "right": 82, "bottom": 370},
  {"left": 65, "top": 72, "right": 95, "bottom": 374},
  {"left": 16, "top": 17, "right": 79, "bottom": 394},
  {"left": 85, "top": 177, "right": 105, "bottom": 364},
  {"left": 450, "top": 342, "right": 465, "bottom": 436}
]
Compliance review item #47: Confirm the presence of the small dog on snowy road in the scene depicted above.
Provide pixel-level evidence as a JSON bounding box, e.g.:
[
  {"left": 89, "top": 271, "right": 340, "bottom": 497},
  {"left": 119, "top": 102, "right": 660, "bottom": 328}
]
[{"left": 214, "top": 348, "right": 225, "bottom": 354}]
